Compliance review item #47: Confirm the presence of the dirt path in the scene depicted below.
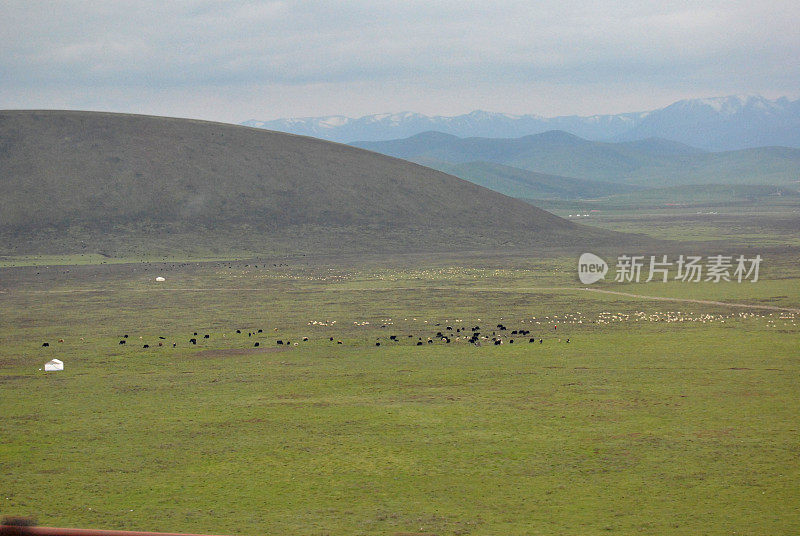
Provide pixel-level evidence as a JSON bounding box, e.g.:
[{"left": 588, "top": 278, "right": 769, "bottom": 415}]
[
  {"left": 464, "top": 286, "right": 800, "bottom": 313},
  {"left": 577, "top": 287, "right": 800, "bottom": 314}
]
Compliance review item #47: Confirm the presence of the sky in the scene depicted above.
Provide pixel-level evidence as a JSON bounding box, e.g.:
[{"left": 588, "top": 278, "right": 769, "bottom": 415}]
[{"left": 1, "top": 1, "right": 799, "bottom": 124}]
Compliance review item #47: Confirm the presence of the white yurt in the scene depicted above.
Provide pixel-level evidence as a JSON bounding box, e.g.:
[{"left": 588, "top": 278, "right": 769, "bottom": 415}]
[{"left": 44, "top": 359, "right": 64, "bottom": 371}]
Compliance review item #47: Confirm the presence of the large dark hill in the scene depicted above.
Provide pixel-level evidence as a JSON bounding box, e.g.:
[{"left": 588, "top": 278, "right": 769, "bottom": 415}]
[{"left": 0, "top": 110, "right": 614, "bottom": 255}]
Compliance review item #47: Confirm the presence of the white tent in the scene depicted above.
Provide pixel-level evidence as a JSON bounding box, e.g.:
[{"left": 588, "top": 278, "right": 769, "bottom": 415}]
[
  {"left": 155, "top": 276, "right": 165, "bottom": 282},
  {"left": 44, "top": 359, "right": 64, "bottom": 371}
]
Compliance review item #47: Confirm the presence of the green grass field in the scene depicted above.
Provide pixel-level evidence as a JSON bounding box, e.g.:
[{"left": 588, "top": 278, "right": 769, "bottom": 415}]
[{"left": 2, "top": 208, "right": 799, "bottom": 535}]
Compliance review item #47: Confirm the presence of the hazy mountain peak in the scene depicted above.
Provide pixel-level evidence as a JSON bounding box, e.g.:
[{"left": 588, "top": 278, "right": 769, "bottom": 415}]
[
  {"left": 245, "top": 95, "right": 800, "bottom": 151},
  {"left": 317, "top": 116, "right": 351, "bottom": 128},
  {"left": 670, "top": 95, "right": 779, "bottom": 116},
  {"left": 407, "top": 130, "right": 461, "bottom": 141},
  {"left": 530, "top": 130, "right": 585, "bottom": 143}
]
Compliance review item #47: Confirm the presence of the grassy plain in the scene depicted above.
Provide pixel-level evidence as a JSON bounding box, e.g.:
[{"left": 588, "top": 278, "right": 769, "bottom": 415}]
[{"left": 1, "top": 204, "right": 798, "bottom": 535}]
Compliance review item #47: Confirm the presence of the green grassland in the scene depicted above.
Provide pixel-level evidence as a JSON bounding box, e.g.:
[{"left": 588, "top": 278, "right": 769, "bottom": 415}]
[
  {"left": 2, "top": 206, "right": 799, "bottom": 535},
  {"left": 1, "top": 264, "right": 798, "bottom": 534},
  {"left": 533, "top": 184, "right": 800, "bottom": 211}
]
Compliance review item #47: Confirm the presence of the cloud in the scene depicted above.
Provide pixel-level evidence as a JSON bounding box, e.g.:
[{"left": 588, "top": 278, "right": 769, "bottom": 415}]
[{"left": 1, "top": 0, "right": 798, "bottom": 120}]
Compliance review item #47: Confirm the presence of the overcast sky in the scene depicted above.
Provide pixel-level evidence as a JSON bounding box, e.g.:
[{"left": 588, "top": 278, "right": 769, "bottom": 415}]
[{"left": 1, "top": 1, "right": 798, "bottom": 123}]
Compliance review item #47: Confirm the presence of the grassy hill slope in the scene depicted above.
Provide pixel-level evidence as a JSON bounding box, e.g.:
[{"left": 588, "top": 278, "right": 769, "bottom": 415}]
[{"left": 0, "top": 111, "right": 620, "bottom": 255}]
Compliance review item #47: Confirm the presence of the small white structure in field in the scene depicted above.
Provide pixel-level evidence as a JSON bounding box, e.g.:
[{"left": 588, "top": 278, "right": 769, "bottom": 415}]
[
  {"left": 44, "top": 359, "right": 64, "bottom": 372},
  {"left": 155, "top": 276, "right": 165, "bottom": 282}
]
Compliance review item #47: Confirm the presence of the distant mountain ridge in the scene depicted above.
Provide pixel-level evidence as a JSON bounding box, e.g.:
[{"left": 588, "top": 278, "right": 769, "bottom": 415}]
[
  {"left": 611, "top": 96, "right": 800, "bottom": 151},
  {"left": 244, "top": 110, "right": 645, "bottom": 145},
  {"left": 243, "top": 95, "right": 800, "bottom": 151},
  {"left": 351, "top": 131, "right": 800, "bottom": 188}
]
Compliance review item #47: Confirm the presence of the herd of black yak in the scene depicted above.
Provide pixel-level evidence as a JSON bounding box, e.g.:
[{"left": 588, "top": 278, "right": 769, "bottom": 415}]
[{"left": 40, "top": 322, "right": 570, "bottom": 350}]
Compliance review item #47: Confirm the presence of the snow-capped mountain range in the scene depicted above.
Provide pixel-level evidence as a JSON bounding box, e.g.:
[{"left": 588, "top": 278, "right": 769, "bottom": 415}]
[{"left": 243, "top": 95, "right": 800, "bottom": 151}]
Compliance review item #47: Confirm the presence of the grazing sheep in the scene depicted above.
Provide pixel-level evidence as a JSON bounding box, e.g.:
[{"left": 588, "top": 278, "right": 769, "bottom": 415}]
[
  {"left": 143, "top": 344, "right": 149, "bottom": 348},
  {"left": 190, "top": 338, "right": 197, "bottom": 345},
  {"left": 204, "top": 334, "right": 210, "bottom": 339},
  {"left": 41, "top": 342, "right": 49, "bottom": 347},
  {"left": 254, "top": 342, "right": 260, "bottom": 347},
  {"left": 236, "top": 329, "right": 241, "bottom": 334},
  {"left": 119, "top": 340, "right": 126, "bottom": 345},
  {"left": 277, "top": 340, "right": 283, "bottom": 345}
]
